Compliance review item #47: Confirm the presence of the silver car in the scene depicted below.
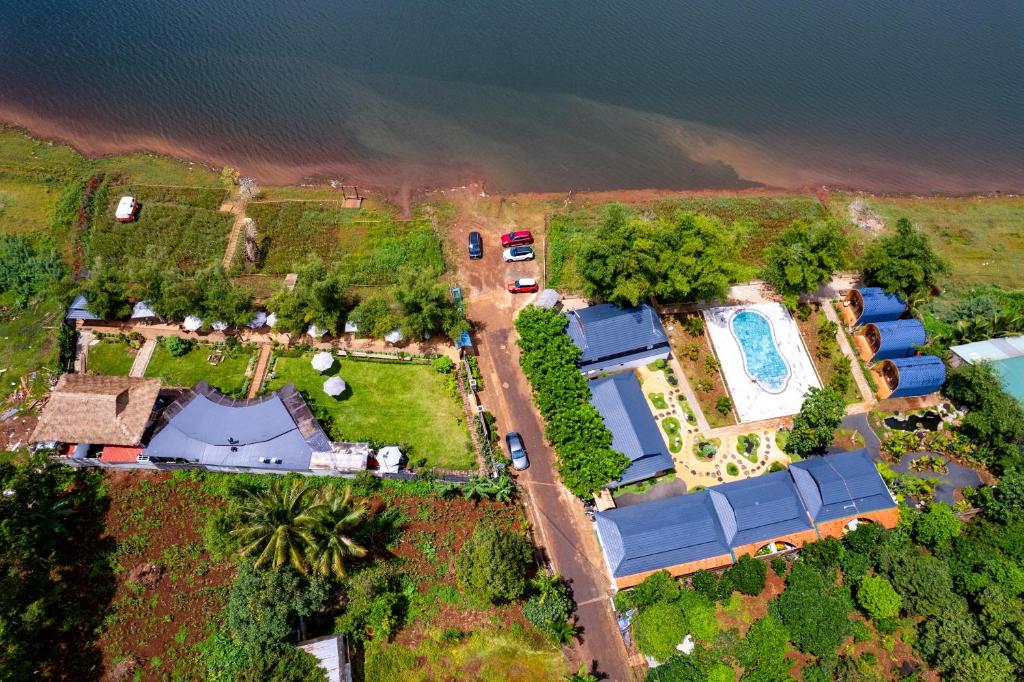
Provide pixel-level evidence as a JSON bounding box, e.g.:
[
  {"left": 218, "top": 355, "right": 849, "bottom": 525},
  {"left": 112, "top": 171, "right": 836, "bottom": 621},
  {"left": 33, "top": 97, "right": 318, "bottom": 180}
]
[{"left": 505, "top": 431, "right": 530, "bottom": 470}]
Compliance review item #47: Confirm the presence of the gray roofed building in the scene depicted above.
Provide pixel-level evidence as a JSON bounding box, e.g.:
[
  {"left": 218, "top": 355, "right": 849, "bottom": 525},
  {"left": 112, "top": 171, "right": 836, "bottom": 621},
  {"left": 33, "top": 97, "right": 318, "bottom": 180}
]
[
  {"left": 588, "top": 372, "right": 673, "bottom": 487},
  {"left": 142, "top": 381, "right": 366, "bottom": 474},
  {"left": 789, "top": 449, "right": 897, "bottom": 522},
  {"left": 565, "top": 303, "right": 670, "bottom": 375},
  {"left": 297, "top": 634, "right": 352, "bottom": 682},
  {"left": 708, "top": 474, "right": 814, "bottom": 547},
  {"left": 66, "top": 294, "right": 99, "bottom": 322}
]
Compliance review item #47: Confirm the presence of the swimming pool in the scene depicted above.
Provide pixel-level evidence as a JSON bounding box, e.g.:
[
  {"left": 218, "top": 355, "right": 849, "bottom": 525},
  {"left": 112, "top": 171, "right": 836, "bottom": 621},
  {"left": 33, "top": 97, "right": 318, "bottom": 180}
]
[{"left": 730, "top": 310, "right": 790, "bottom": 393}]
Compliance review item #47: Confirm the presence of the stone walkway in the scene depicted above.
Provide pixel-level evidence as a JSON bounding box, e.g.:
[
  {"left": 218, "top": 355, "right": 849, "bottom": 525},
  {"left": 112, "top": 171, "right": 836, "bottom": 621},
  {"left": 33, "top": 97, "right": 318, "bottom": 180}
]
[
  {"left": 821, "top": 299, "right": 876, "bottom": 405},
  {"left": 220, "top": 193, "right": 245, "bottom": 269},
  {"left": 129, "top": 339, "right": 157, "bottom": 378},
  {"left": 246, "top": 344, "right": 273, "bottom": 399}
]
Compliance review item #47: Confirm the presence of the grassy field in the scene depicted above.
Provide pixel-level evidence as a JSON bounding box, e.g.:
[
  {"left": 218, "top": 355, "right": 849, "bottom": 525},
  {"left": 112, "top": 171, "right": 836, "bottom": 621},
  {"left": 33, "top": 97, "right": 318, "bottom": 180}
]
[
  {"left": 86, "top": 182, "right": 232, "bottom": 271},
  {"left": 144, "top": 342, "right": 254, "bottom": 395},
  {"left": 86, "top": 339, "right": 136, "bottom": 376},
  {"left": 0, "top": 295, "right": 63, "bottom": 402},
  {"left": 830, "top": 193, "right": 1024, "bottom": 289},
  {"left": 237, "top": 202, "right": 445, "bottom": 280},
  {"left": 266, "top": 354, "right": 475, "bottom": 470},
  {"left": 0, "top": 178, "right": 62, "bottom": 236},
  {"left": 547, "top": 195, "right": 826, "bottom": 293},
  {"left": 364, "top": 625, "right": 566, "bottom": 682}
]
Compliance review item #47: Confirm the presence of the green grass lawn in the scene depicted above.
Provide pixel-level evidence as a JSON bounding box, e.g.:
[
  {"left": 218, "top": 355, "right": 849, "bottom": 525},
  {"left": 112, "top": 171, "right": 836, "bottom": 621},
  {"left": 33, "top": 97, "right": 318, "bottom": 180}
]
[
  {"left": 238, "top": 202, "right": 445, "bottom": 280},
  {"left": 547, "top": 195, "right": 826, "bottom": 293},
  {"left": 830, "top": 193, "right": 1024, "bottom": 289},
  {"left": 86, "top": 339, "right": 135, "bottom": 376},
  {"left": 0, "top": 179, "right": 60, "bottom": 236},
  {"left": 145, "top": 342, "right": 254, "bottom": 396},
  {"left": 266, "top": 355, "right": 475, "bottom": 470},
  {"left": 0, "top": 295, "right": 62, "bottom": 402}
]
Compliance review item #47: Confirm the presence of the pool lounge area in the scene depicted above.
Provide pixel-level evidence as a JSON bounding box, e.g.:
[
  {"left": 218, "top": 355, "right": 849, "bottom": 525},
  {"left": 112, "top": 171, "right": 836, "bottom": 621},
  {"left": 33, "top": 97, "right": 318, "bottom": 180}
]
[{"left": 704, "top": 303, "right": 821, "bottom": 422}]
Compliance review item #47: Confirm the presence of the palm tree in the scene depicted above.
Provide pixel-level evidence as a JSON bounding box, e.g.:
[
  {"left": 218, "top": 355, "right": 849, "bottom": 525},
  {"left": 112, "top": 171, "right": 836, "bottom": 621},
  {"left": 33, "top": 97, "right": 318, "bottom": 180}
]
[
  {"left": 565, "top": 663, "right": 598, "bottom": 682},
  {"left": 462, "top": 475, "right": 496, "bottom": 502},
  {"left": 232, "top": 479, "right": 318, "bottom": 573},
  {"left": 305, "top": 487, "right": 367, "bottom": 579},
  {"left": 490, "top": 473, "right": 517, "bottom": 502}
]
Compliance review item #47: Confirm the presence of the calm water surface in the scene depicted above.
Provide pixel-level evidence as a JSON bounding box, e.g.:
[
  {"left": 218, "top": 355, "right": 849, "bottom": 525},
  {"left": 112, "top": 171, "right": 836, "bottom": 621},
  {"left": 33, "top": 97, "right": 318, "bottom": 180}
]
[{"left": 1, "top": 1, "right": 1022, "bottom": 192}]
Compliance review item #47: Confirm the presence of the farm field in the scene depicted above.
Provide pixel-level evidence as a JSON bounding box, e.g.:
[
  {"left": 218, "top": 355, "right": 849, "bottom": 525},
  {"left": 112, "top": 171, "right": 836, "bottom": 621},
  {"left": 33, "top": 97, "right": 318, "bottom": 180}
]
[
  {"left": 266, "top": 354, "right": 475, "bottom": 470},
  {"left": 236, "top": 202, "right": 445, "bottom": 281},
  {"left": 144, "top": 341, "right": 254, "bottom": 396}
]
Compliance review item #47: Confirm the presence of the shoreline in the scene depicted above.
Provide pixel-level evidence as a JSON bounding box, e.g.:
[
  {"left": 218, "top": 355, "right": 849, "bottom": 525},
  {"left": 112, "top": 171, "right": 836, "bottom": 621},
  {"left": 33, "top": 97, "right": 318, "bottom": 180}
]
[{"left": 2, "top": 115, "right": 1020, "bottom": 206}]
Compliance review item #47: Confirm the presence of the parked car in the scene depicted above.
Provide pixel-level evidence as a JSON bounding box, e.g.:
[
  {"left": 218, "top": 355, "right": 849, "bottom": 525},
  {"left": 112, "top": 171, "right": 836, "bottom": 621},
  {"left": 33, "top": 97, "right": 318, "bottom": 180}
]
[
  {"left": 505, "top": 432, "right": 529, "bottom": 470},
  {"left": 507, "top": 277, "right": 539, "bottom": 293},
  {"left": 500, "top": 229, "right": 534, "bottom": 247},
  {"left": 502, "top": 245, "right": 535, "bottom": 262},
  {"left": 468, "top": 231, "right": 483, "bottom": 259}
]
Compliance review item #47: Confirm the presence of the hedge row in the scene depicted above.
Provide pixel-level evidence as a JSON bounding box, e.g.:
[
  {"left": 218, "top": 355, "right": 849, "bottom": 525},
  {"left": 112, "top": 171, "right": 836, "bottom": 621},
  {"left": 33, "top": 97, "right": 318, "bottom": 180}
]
[{"left": 515, "top": 306, "right": 628, "bottom": 496}]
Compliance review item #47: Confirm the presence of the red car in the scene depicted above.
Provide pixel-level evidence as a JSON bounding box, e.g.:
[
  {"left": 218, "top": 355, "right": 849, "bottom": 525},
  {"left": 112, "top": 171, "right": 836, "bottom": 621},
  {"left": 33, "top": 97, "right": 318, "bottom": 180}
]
[
  {"left": 507, "top": 278, "right": 539, "bottom": 293},
  {"left": 500, "top": 230, "right": 534, "bottom": 247}
]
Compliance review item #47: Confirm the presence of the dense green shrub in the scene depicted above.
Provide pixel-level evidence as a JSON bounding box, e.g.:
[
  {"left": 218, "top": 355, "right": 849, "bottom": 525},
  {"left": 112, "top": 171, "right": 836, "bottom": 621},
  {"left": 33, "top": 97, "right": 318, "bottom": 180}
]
[
  {"left": 633, "top": 601, "right": 688, "bottom": 661},
  {"left": 335, "top": 564, "right": 410, "bottom": 643},
  {"left": 856, "top": 575, "right": 901, "bottom": 621},
  {"left": 913, "top": 502, "right": 962, "bottom": 554},
  {"left": 515, "top": 307, "right": 628, "bottom": 495},
  {"left": 770, "top": 561, "right": 853, "bottom": 657},
  {"left": 522, "top": 575, "right": 575, "bottom": 641},
  {"left": 737, "top": 614, "right": 791, "bottom": 680},
  {"left": 432, "top": 355, "right": 454, "bottom": 374},
  {"left": 0, "top": 236, "right": 65, "bottom": 305},
  {"left": 165, "top": 335, "right": 193, "bottom": 357},
  {"left": 690, "top": 569, "right": 727, "bottom": 603},
  {"left": 615, "top": 571, "right": 681, "bottom": 612},
  {"left": 455, "top": 524, "right": 531, "bottom": 604},
  {"left": 724, "top": 555, "right": 767, "bottom": 596},
  {"left": 785, "top": 387, "right": 846, "bottom": 455}
]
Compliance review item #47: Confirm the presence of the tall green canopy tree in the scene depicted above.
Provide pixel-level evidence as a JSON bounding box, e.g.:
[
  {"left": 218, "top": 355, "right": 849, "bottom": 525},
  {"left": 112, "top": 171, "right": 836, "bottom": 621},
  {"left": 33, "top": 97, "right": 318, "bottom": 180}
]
[
  {"left": 770, "top": 561, "right": 853, "bottom": 658},
  {"left": 860, "top": 217, "right": 950, "bottom": 302},
  {"left": 856, "top": 575, "right": 902, "bottom": 622},
  {"left": 784, "top": 387, "right": 846, "bottom": 456},
  {"left": 762, "top": 220, "right": 849, "bottom": 306},
  {"left": 455, "top": 523, "right": 532, "bottom": 604},
  {"left": 943, "top": 362, "right": 1024, "bottom": 473},
  {"left": 269, "top": 256, "right": 353, "bottom": 335},
  {"left": 193, "top": 263, "right": 254, "bottom": 326},
  {"left": 394, "top": 272, "right": 470, "bottom": 342},
  {"left": 78, "top": 256, "right": 131, "bottom": 319},
  {"left": 577, "top": 205, "right": 740, "bottom": 306}
]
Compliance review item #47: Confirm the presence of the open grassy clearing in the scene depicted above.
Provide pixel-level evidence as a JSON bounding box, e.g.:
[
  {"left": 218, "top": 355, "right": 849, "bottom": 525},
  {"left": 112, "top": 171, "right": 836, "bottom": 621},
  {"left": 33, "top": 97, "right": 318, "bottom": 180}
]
[
  {"left": 144, "top": 342, "right": 254, "bottom": 396},
  {"left": 0, "top": 295, "right": 63, "bottom": 402},
  {"left": 237, "top": 202, "right": 445, "bottom": 280},
  {"left": 266, "top": 354, "right": 475, "bottom": 470},
  {"left": 0, "top": 178, "right": 61, "bottom": 235},
  {"left": 86, "top": 183, "right": 232, "bottom": 271},
  {"left": 86, "top": 339, "right": 136, "bottom": 376},
  {"left": 547, "top": 195, "right": 825, "bottom": 293},
  {"left": 830, "top": 193, "right": 1024, "bottom": 289}
]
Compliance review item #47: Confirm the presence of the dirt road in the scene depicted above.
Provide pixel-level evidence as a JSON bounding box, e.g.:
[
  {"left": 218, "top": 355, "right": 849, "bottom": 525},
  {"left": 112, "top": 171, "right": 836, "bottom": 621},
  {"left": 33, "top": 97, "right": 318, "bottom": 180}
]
[{"left": 453, "top": 212, "right": 637, "bottom": 681}]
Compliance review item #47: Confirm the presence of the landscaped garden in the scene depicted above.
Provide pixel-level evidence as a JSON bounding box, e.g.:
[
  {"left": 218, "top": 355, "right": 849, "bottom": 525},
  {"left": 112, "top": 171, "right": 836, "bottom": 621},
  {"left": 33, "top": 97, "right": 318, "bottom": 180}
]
[
  {"left": 737, "top": 433, "right": 760, "bottom": 463},
  {"left": 264, "top": 352, "right": 475, "bottom": 470},
  {"left": 665, "top": 314, "right": 736, "bottom": 427},
  {"left": 791, "top": 302, "right": 861, "bottom": 403},
  {"left": 144, "top": 339, "right": 254, "bottom": 396},
  {"left": 86, "top": 338, "right": 136, "bottom": 376}
]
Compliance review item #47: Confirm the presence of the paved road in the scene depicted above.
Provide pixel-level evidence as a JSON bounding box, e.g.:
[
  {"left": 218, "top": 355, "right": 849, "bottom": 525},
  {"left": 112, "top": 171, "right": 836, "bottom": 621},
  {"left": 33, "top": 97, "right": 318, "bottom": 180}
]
[{"left": 454, "top": 215, "right": 636, "bottom": 681}]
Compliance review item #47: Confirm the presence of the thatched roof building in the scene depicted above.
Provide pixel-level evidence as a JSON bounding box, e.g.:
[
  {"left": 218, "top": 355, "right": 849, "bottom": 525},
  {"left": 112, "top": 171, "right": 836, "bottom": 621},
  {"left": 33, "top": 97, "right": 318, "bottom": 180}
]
[{"left": 31, "top": 375, "right": 161, "bottom": 446}]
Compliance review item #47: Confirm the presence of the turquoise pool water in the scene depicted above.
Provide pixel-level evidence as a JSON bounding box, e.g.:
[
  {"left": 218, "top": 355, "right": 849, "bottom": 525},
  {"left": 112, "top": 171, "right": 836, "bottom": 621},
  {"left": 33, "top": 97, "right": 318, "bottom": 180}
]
[
  {"left": 730, "top": 310, "right": 790, "bottom": 393},
  {"left": 991, "top": 356, "right": 1024, "bottom": 404}
]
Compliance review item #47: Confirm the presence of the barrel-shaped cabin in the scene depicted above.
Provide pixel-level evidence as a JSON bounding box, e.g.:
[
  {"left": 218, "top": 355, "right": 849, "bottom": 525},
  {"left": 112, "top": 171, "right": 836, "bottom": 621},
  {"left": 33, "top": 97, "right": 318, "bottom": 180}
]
[
  {"left": 877, "top": 355, "right": 946, "bottom": 399},
  {"left": 860, "top": 319, "right": 927, "bottom": 361},
  {"left": 841, "top": 287, "right": 906, "bottom": 327}
]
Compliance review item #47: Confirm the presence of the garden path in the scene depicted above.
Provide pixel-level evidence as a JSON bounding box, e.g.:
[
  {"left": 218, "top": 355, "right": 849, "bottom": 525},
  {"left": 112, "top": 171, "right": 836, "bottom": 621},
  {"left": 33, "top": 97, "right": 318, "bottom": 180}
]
[
  {"left": 128, "top": 339, "right": 156, "bottom": 378},
  {"left": 821, "top": 300, "right": 877, "bottom": 405},
  {"left": 246, "top": 344, "right": 273, "bottom": 399},
  {"left": 219, "top": 191, "right": 245, "bottom": 268}
]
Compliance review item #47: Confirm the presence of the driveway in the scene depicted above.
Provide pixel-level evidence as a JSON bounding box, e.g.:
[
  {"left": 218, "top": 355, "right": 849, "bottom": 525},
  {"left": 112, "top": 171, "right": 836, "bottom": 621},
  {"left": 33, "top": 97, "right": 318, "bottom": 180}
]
[{"left": 454, "top": 214, "right": 636, "bottom": 681}]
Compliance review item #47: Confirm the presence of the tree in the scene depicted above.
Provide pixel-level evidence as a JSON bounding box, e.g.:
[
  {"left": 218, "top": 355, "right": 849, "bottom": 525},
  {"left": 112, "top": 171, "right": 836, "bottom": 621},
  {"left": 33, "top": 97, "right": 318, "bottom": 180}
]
[
  {"left": 335, "top": 563, "right": 410, "bottom": 643},
  {"left": 677, "top": 589, "right": 717, "bottom": 643},
  {"left": 738, "top": 614, "right": 792, "bottom": 682},
  {"left": 715, "top": 396, "right": 733, "bottom": 416},
  {"left": 723, "top": 554, "right": 767, "bottom": 596},
  {"left": 268, "top": 256, "right": 353, "bottom": 335},
  {"left": 79, "top": 256, "right": 130, "bottom": 319},
  {"left": 523, "top": 574, "right": 575, "bottom": 641},
  {"left": 232, "top": 479, "right": 318, "bottom": 573},
  {"left": 690, "top": 569, "right": 727, "bottom": 602},
  {"left": 944, "top": 363, "right": 1024, "bottom": 472},
  {"left": 455, "top": 524, "right": 532, "bottom": 604},
  {"left": 913, "top": 502, "right": 961, "bottom": 554},
  {"left": 193, "top": 263, "right": 253, "bottom": 326},
  {"left": 576, "top": 205, "right": 740, "bottom": 306},
  {"left": 394, "top": 272, "right": 465, "bottom": 341},
  {"left": 799, "top": 537, "right": 845, "bottom": 575},
  {"left": 770, "top": 561, "right": 853, "bottom": 657},
  {"left": 856, "top": 575, "right": 901, "bottom": 621},
  {"left": 785, "top": 387, "right": 846, "bottom": 455},
  {"left": 348, "top": 295, "right": 397, "bottom": 338},
  {"left": 632, "top": 600, "right": 689, "bottom": 661},
  {"left": 860, "top": 217, "right": 950, "bottom": 302},
  {"left": 305, "top": 487, "right": 367, "bottom": 579},
  {"left": 763, "top": 220, "right": 849, "bottom": 304},
  {"left": 615, "top": 570, "right": 681, "bottom": 612}
]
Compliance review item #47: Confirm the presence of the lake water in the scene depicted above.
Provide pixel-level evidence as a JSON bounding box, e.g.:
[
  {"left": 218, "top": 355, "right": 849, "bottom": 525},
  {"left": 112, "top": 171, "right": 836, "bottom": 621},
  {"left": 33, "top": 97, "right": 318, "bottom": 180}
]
[{"left": 1, "top": 1, "right": 1022, "bottom": 193}]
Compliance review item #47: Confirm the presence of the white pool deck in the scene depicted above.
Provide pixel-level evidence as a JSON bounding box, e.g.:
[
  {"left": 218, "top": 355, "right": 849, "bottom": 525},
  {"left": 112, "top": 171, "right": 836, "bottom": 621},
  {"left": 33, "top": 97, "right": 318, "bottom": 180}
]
[{"left": 704, "top": 303, "right": 821, "bottom": 422}]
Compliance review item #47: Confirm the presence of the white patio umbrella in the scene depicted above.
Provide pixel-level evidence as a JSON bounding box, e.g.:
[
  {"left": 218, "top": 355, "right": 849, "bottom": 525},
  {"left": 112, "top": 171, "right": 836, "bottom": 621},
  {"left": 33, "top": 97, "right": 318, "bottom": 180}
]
[
  {"left": 183, "top": 315, "right": 203, "bottom": 331},
  {"left": 323, "top": 375, "right": 346, "bottom": 397},
  {"left": 266, "top": 312, "right": 278, "bottom": 328},
  {"left": 307, "top": 323, "right": 326, "bottom": 338},
  {"left": 311, "top": 351, "right": 334, "bottom": 372},
  {"left": 377, "top": 446, "right": 403, "bottom": 474},
  {"left": 247, "top": 311, "right": 268, "bottom": 329},
  {"left": 211, "top": 320, "right": 229, "bottom": 331},
  {"left": 384, "top": 328, "right": 404, "bottom": 344}
]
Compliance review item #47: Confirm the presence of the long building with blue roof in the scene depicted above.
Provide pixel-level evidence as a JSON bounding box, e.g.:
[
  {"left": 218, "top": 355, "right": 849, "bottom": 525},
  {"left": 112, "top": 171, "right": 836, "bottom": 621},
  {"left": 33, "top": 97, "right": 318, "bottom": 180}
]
[
  {"left": 565, "top": 303, "right": 670, "bottom": 375},
  {"left": 588, "top": 372, "right": 674, "bottom": 488},
  {"left": 841, "top": 287, "right": 907, "bottom": 326},
  {"left": 859, "top": 319, "right": 927, "bottom": 361},
  {"left": 878, "top": 355, "right": 946, "bottom": 399},
  {"left": 595, "top": 449, "right": 898, "bottom": 588}
]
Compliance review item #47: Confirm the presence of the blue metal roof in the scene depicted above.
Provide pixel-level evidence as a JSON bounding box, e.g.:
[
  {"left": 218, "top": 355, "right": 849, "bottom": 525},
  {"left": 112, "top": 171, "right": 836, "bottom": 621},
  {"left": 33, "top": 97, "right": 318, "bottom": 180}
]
[
  {"left": 143, "top": 382, "right": 331, "bottom": 471},
  {"left": 66, "top": 294, "right": 99, "bottom": 321},
  {"left": 589, "top": 373, "right": 673, "bottom": 487},
  {"left": 888, "top": 355, "right": 946, "bottom": 398},
  {"left": 790, "top": 449, "right": 896, "bottom": 522},
  {"left": 596, "top": 491, "right": 732, "bottom": 578},
  {"left": 565, "top": 304, "right": 669, "bottom": 372},
  {"left": 594, "top": 450, "right": 897, "bottom": 580},
  {"left": 869, "top": 319, "right": 926, "bottom": 360},
  {"left": 855, "top": 287, "right": 906, "bottom": 325}
]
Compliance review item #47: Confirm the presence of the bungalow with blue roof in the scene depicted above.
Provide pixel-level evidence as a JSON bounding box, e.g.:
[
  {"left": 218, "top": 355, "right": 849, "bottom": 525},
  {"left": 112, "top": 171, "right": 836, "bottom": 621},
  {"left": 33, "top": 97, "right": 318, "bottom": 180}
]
[
  {"left": 840, "top": 287, "right": 907, "bottom": 327},
  {"left": 595, "top": 449, "right": 898, "bottom": 588},
  {"left": 857, "top": 318, "right": 927, "bottom": 361},
  {"left": 588, "top": 372, "right": 674, "bottom": 488},
  {"left": 565, "top": 303, "right": 670, "bottom": 375},
  {"left": 877, "top": 355, "right": 946, "bottom": 400},
  {"left": 66, "top": 294, "right": 99, "bottom": 323}
]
